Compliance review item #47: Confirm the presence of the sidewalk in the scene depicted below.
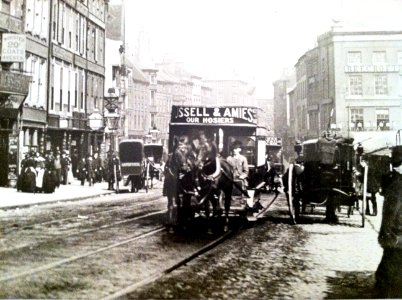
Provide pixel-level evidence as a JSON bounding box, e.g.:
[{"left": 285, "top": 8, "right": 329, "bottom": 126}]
[{"left": 0, "top": 179, "right": 116, "bottom": 209}]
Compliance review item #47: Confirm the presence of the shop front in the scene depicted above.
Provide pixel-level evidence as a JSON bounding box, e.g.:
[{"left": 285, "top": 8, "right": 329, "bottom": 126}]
[{"left": 0, "top": 71, "right": 31, "bottom": 187}]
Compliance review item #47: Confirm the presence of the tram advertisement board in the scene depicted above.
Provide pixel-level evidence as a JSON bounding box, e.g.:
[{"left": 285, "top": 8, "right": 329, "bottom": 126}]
[{"left": 171, "top": 106, "right": 258, "bottom": 125}]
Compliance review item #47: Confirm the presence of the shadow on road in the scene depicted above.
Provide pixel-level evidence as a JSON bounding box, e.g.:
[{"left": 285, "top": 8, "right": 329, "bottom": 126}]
[{"left": 325, "top": 271, "right": 377, "bottom": 299}]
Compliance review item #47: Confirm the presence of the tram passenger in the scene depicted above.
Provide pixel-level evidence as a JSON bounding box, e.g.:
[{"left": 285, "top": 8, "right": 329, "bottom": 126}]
[
  {"left": 227, "top": 141, "right": 249, "bottom": 189},
  {"left": 375, "top": 145, "right": 402, "bottom": 298}
]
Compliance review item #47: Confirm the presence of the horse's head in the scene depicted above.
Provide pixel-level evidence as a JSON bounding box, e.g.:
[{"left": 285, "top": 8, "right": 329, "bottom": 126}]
[
  {"left": 172, "top": 142, "right": 195, "bottom": 175},
  {"left": 196, "top": 140, "right": 218, "bottom": 171}
]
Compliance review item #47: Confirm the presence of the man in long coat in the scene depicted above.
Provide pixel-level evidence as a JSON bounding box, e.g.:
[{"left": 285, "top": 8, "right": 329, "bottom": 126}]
[{"left": 375, "top": 145, "right": 402, "bottom": 298}]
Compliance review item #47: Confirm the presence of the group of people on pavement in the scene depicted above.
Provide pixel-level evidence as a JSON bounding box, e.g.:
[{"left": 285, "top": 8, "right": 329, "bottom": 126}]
[
  {"left": 17, "top": 148, "right": 121, "bottom": 193},
  {"left": 17, "top": 149, "right": 72, "bottom": 193},
  {"left": 75, "top": 150, "right": 121, "bottom": 190}
]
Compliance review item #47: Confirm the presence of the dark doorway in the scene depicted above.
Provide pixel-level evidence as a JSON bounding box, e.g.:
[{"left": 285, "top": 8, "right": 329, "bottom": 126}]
[{"left": 0, "top": 133, "right": 9, "bottom": 186}]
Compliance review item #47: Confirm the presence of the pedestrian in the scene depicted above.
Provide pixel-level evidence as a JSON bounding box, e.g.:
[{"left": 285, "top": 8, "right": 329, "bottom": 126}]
[
  {"left": 61, "top": 151, "right": 71, "bottom": 185},
  {"left": 17, "top": 153, "right": 30, "bottom": 192},
  {"left": 34, "top": 152, "right": 46, "bottom": 192},
  {"left": 375, "top": 145, "right": 402, "bottom": 298},
  {"left": 43, "top": 151, "right": 57, "bottom": 193},
  {"left": 71, "top": 148, "right": 79, "bottom": 178},
  {"left": 86, "top": 154, "right": 95, "bottom": 186},
  {"left": 106, "top": 150, "right": 120, "bottom": 190},
  {"left": 93, "top": 152, "right": 104, "bottom": 183},
  {"left": 77, "top": 157, "right": 87, "bottom": 186},
  {"left": 53, "top": 150, "right": 62, "bottom": 188}
]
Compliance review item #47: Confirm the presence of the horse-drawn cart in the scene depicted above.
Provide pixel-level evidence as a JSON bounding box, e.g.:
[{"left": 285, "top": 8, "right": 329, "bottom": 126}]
[
  {"left": 283, "top": 134, "right": 368, "bottom": 226},
  {"left": 119, "top": 139, "right": 147, "bottom": 193}
]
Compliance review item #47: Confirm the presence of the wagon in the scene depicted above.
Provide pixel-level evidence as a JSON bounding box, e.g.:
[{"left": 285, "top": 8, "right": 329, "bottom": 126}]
[
  {"left": 119, "top": 139, "right": 147, "bottom": 193},
  {"left": 283, "top": 134, "right": 368, "bottom": 227}
]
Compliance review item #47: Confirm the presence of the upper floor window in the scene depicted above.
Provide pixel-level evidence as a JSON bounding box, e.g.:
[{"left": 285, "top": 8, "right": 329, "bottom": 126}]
[
  {"left": 372, "top": 51, "right": 386, "bottom": 65},
  {"left": 347, "top": 51, "right": 362, "bottom": 65},
  {"left": 349, "top": 75, "right": 362, "bottom": 96},
  {"left": 375, "top": 75, "right": 388, "bottom": 95}
]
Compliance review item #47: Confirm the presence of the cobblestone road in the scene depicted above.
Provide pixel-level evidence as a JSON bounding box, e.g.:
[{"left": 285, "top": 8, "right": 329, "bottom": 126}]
[{"left": 126, "top": 192, "right": 383, "bottom": 299}]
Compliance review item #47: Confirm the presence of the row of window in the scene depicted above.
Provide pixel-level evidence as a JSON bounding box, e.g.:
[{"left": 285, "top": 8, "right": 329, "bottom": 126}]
[
  {"left": 302, "top": 107, "right": 392, "bottom": 132},
  {"left": 51, "top": 59, "right": 86, "bottom": 113},
  {"left": 350, "top": 108, "right": 390, "bottom": 131},
  {"left": 347, "top": 50, "right": 402, "bottom": 65},
  {"left": 25, "top": 54, "right": 47, "bottom": 108},
  {"left": 348, "top": 75, "right": 390, "bottom": 96},
  {"left": 51, "top": 1, "right": 104, "bottom": 64}
]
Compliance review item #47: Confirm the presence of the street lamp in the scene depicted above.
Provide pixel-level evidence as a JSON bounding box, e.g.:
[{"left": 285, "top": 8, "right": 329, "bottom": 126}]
[
  {"left": 149, "top": 127, "right": 160, "bottom": 143},
  {"left": 104, "top": 89, "right": 120, "bottom": 151},
  {"left": 104, "top": 89, "right": 120, "bottom": 193}
]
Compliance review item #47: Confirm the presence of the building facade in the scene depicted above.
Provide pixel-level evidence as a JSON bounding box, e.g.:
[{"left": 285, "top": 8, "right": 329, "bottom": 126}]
[
  {"left": 281, "top": 26, "right": 402, "bottom": 155},
  {"left": 0, "top": 0, "right": 31, "bottom": 186},
  {"left": 204, "top": 79, "right": 257, "bottom": 107},
  {"left": 47, "top": 0, "right": 108, "bottom": 158}
]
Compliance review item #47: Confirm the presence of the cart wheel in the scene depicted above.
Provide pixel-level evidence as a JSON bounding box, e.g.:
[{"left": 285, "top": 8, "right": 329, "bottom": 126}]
[{"left": 287, "top": 164, "right": 297, "bottom": 225}]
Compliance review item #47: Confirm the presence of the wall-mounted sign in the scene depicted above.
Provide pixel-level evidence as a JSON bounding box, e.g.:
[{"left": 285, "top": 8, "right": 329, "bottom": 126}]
[
  {"left": 344, "top": 65, "right": 400, "bottom": 73},
  {"left": 0, "top": 71, "right": 30, "bottom": 95},
  {"left": 1, "top": 34, "right": 26, "bottom": 62},
  {"left": 88, "top": 112, "right": 104, "bottom": 130},
  {"left": 171, "top": 106, "right": 258, "bottom": 125}
]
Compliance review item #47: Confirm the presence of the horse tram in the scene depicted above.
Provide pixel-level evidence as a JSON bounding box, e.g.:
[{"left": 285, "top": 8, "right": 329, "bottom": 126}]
[
  {"left": 164, "top": 105, "right": 269, "bottom": 231},
  {"left": 119, "top": 139, "right": 148, "bottom": 193},
  {"left": 144, "top": 143, "right": 164, "bottom": 188},
  {"left": 283, "top": 133, "right": 368, "bottom": 227}
]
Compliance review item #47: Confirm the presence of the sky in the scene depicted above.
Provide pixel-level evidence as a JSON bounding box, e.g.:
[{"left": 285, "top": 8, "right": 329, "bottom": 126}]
[{"left": 111, "top": 0, "right": 402, "bottom": 98}]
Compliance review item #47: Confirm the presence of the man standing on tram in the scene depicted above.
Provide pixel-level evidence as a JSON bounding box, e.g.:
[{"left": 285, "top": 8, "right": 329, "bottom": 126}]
[{"left": 227, "top": 141, "right": 249, "bottom": 189}]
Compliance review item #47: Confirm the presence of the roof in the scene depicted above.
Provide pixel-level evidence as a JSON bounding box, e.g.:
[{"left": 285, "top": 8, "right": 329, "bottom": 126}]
[
  {"left": 351, "top": 131, "right": 399, "bottom": 155},
  {"left": 124, "top": 59, "right": 149, "bottom": 83}
]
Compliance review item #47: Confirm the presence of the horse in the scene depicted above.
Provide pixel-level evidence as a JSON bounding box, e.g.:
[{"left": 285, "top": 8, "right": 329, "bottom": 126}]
[
  {"left": 164, "top": 140, "right": 197, "bottom": 230},
  {"left": 195, "top": 139, "right": 234, "bottom": 232}
]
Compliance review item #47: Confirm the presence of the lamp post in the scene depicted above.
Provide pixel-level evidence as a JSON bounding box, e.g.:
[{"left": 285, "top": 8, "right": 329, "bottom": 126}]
[
  {"left": 149, "top": 127, "right": 160, "bottom": 144},
  {"left": 104, "top": 90, "right": 120, "bottom": 192},
  {"left": 104, "top": 89, "right": 120, "bottom": 152}
]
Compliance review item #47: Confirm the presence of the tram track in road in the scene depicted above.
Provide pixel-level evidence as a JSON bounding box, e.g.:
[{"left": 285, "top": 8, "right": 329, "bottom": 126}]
[
  {"left": 1, "top": 195, "right": 163, "bottom": 234},
  {"left": 0, "top": 226, "right": 166, "bottom": 283},
  {"left": 0, "top": 216, "right": 243, "bottom": 299},
  {"left": 0, "top": 208, "right": 167, "bottom": 253},
  {"left": 103, "top": 227, "right": 240, "bottom": 300},
  {"left": 0, "top": 192, "right": 164, "bottom": 233}
]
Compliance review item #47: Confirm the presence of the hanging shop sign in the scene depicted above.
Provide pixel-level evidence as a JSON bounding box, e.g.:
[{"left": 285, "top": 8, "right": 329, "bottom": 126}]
[{"left": 1, "top": 33, "right": 26, "bottom": 62}]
